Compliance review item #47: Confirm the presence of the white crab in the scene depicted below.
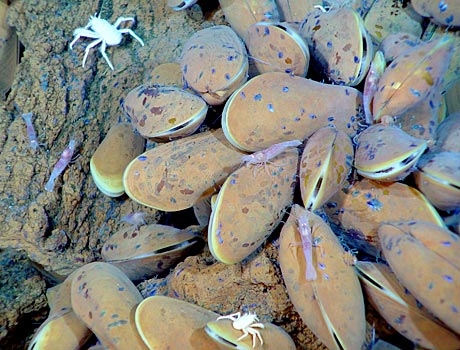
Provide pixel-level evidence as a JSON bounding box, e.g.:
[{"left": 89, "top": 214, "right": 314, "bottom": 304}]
[
  {"left": 69, "top": 13, "right": 144, "bottom": 70},
  {"left": 216, "top": 312, "right": 265, "bottom": 348}
]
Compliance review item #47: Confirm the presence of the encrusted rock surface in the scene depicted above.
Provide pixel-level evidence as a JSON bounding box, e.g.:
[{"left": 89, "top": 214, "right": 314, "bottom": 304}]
[{"left": 0, "top": 249, "right": 47, "bottom": 349}]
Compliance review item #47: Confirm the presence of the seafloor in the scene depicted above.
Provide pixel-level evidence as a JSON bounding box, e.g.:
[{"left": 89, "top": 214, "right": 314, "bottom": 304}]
[{"left": 0, "top": 0, "right": 437, "bottom": 349}]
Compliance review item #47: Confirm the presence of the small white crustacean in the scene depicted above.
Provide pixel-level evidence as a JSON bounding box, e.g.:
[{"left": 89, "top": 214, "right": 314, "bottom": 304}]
[
  {"left": 241, "top": 140, "right": 302, "bottom": 175},
  {"left": 217, "top": 312, "right": 265, "bottom": 348},
  {"left": 69, "top": 13, "right": 144, "bottom": 70}
]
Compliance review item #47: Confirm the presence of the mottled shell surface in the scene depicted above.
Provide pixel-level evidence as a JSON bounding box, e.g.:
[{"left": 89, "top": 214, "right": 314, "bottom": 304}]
[
  {"left": 70, "top": 262, "right": 146, "bottom": 350},
  {"left": 412, "top": 0, "right": 460, "bottom": 26},
  {"left": 28, "top": 271, "right": 91, "bottom": 350},
  {"left": 135, "top": 295, "right": 219, "bottom": 350},
  {"left": 397, "top": 89, "right": 444, "bottom": 147},
  {"left": 355, "top": 261, "right": 460, "bottom": 350},
  {"left": 425, "top": 29, "right": 460, "bottom": 91},
  {"left": 434, "top": 112, "right": 460, "bottom": 152},
  {"left": 445, "top": 79, "right": 460, "bottom": 116},
  {"left": 101, "top": 224, "right": 204, "bottom": 281},
  {"left": 300, "top": 7, "right": 373, "bottom": 86},
  {"left": 205, "top": 319, "right": 296, "bottom": 350},
  {"left": 414, "top": 151, "right": 460, "bottom": 211},
  {"left": 354, "top": 124, "right": 427, "bottom": 182},
  {"left": 324, "top": 179, "right": 445, "bottom": 257},
  {"left": 208, "top": 149, "right": 298, "bottom": 264},
  {"left": 193, "top": 196, "right": 212, "bottom": 227},
  {"left": 90, "top": 123, "right": 145, "bottom": 197},
  {"left": 122, "top": 84, "right": 208, "bottom": 140},
  {"left": 222, "top": 72, "right": 362, "bottom": 152},
  {"left": 363, "top": 0, "right": 423, "bottom": 44},
  {"left": 146, "top": 62, "right": 183, "bottom": 87},
  {"left": 275, "top": 0, "right": 318, "bottom": 22},
  {"left": 218, "top": 0, "right": 280, "bottom": 41},
  {"left": 372, "top": 37, "right": 454, "bottom": 121},
  {"left": 279, "top": 205, "right": 366, "bottom": 350},
  {"left": 123, "top": 128, "right": 245, "bottom": 212},
  {"left": 378, "top": 221, "right": 460, "bottom": 334},
  {"left": 180, "top": 25, "right": 249, "bottom": 105},
  {"left": 379, "top": 33, "right": 420, "bottom": 63},
  {"left": 245, "top": 22, "right": 310, "bottom": 77},
  {"left": 299, "top": 126, "right": 353, "bottom": 211}
]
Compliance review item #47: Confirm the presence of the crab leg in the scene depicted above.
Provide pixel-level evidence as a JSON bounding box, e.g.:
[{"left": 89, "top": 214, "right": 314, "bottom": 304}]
[
  {"left": 82, "top": 38, "right": 103, "bottom": 68},
  {"left": 69, "top": 29, "right": 100, "bottom": 49},
  {"left": 119, "top": 28, "right": 145, "bottom": 46},
  {"left": 113, "top": 16, "right": 135, "bottom": 28},
  {"left": 98, "top": 40, "right": 114, "bottom": 70}
]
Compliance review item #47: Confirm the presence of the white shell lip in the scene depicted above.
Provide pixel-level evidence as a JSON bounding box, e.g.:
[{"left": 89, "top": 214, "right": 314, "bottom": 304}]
[
  {"left": 152, "top": 105, "right": 208, "bottom": 140},
  {"left": 356, "top": 142, "right": 427, "bottom": 181},
  {"left": 353, "top": 18, "right": 373, "bottom": 85},
  {"left": 221, "top": 81, "right": 253, "bottom": 152}
]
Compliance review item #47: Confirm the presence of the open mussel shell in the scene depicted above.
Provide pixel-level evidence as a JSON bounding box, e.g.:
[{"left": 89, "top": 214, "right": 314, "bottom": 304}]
[
  {"left": 299, "top": 126, "right": 353, "bottom": 211},
  {"left": 372, "top": 37, "right": 454, "bottom": 121},
  {"left": 354, "top": 124, "right": 427, "bottom": 182},
  {"left": 324, "top": 178, "right": 445, "bottom": 257},
  {"left": 279, "top": 205, "right": 366, "bottom": 350},
  {"left": 299, "top": 7, "right": 372, "bottom": 86},
  {"left": 135, "top": 295, "right": 219, "bottom": 350},
  {"left": 180, "top": 25, "right": 249, "bottom": 105},
  {"left": 70, "top": 262, "right": 146, "bottom": 350},
  {"left": 205, "top": 318, "right": 295, "bottom": 350},
  {"left": 208, "top": 148, "right": 298, "bottom": 264},
  {"left": 245, "top": 21, "right": 309, "bottom": 77},
  {"left": 355, "top": 261, "right": 460, "bottom": 350},
  {"left": 101, "top": 224, "right": 205, "bottom": 281},
  {"left": 414, "top": 151, "right": 460, "bottom": 211},
  {"left": 122, "top": 84, "right": 208, "bottom": 140},
  {"left": 123, "top": 128, "right": 245, "bottom": 212},
  {"left": 222, "top": 71, "right": 362, "bottom": 152},
  {"left": 90, "top": 123, "right": 145, "bottom": 197},
  {"left": 379, "top": 221, "right": 460, "bottom": 334},
  {"left": 28, "top": 271, "right": 91, "bottom": 350}
]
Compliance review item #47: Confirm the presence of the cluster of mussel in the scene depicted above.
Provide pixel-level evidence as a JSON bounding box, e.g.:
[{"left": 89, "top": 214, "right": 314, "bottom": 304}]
[{"left": 31, "top": 0, "right": 460, "bottom": 349}]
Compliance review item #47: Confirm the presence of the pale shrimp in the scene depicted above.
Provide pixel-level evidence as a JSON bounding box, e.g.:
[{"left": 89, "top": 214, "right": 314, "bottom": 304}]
[
  {"left": 293, "top": 210, "right": 317, "bottom": 281},
  {"left": 44, "top": 140, "right": 77, "bottom": 192},
  {"left": 21, "top": 112, "right": 39, "bottom": 151},
  {"left": 363, "top": 51, "right": 385, "bottom": 124},
  {"left": 241, "top": 140, "right": 302, "bottom": 175}
]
